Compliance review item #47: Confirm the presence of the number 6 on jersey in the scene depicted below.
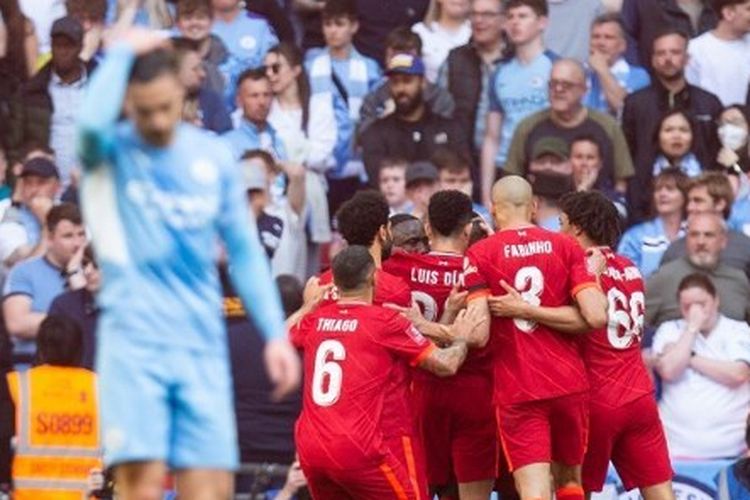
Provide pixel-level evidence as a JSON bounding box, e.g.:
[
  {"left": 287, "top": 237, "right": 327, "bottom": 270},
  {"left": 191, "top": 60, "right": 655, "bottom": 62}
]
[{"left": 312, "top": 340, "right": 346, "bottom": 406}]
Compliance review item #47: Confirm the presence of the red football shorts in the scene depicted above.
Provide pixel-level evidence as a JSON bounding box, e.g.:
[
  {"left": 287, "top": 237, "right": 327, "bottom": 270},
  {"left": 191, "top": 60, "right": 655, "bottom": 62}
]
[
  {"left": 582, "top": 394, "right": 673, "bottom": 492},
  {"left": 414, "top": 372, "right": 498, "bottom": 485},
  {"left": 385, "top": 434, "right": 428, "bottom": 500},
  {"left": 496, "top": 392, "right": 589, "bottom": 471},
  {"left": 304, "top": 451, "right": 419, "bottom": 500}
]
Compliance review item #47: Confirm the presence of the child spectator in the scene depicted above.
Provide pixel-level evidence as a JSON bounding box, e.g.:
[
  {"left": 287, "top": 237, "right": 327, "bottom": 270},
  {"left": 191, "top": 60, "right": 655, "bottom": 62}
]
[{"left": 378, "top": 157, "right": 410, "bottom": 214}]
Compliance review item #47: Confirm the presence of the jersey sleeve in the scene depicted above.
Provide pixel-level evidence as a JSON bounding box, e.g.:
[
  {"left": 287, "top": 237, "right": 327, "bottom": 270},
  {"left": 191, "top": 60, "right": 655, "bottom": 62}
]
[
  {"left": 77, "top": 43, "right": 135, "bottom": 170},
  {"left": 374, "top": 311, "right": 435, "bottom": 367},
  {"left": 2, "top": 263, "right": 33, "bottom": 298},
  {"left": 565, "top": 240, "right": 598, "bottom": 297},
  {"left": 464, "top": 247, "right": 490, "bottom": 301}
]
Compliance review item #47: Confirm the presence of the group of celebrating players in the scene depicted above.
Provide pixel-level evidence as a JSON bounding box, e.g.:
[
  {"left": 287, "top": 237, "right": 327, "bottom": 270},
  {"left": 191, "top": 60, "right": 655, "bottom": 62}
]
[{"left": 287, "top": 176, "right": 676, "bottom": 500}]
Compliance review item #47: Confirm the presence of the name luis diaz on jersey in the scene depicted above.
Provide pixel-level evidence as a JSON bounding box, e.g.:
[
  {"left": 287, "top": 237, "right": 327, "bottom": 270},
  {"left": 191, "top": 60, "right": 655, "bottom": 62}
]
[{"left": 410, "top": 268, "right": 464, "bottom": 287}]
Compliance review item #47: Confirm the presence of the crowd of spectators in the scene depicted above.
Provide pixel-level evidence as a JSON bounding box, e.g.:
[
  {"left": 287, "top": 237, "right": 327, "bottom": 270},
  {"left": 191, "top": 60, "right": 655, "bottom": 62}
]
[{"left": 1, "top": 0, "right": 750, "bottom": 493}]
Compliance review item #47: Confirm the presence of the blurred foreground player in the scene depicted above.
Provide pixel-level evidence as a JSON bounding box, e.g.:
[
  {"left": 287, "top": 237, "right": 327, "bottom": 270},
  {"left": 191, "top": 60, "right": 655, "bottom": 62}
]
[
  {"left": 465, "top": 176, "right": 607, "bottom": 500},
  {"left": 291, "top": 245, "right": 477, "bottom": 499},
  {"left": 76, "top": 29, "right": 300, "bottom": 500}
]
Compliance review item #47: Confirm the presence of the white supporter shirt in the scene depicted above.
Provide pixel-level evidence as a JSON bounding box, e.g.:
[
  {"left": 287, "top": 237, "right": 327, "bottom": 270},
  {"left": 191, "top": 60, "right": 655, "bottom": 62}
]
[
  {"left": 653, "top": 315, "right": 750, "bottom": 459},
  {"left": 19, "top": 0, "right": 66, "bottom": 55},
  {"left": 412, "top": 21, "right": 471, "bottom": 83},
  {"left": 686, "top": 31, "right": 750, "bottom": 106}
]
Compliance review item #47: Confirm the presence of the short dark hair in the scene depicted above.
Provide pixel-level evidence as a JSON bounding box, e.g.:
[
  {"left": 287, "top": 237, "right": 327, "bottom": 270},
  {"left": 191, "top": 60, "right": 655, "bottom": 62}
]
[
  {"left": 384, "top": 26, "right": 422, "bottom": 54},
  {"left": 505, "top": 0, "right": 548, "bottom": 17},
  {"left": 712, "top": 0, "right": 748, "bottom": 17},
  {"left": 570, "top": 134, "right": 603, "bottom": 156},
  {"left": 432, "top": 148, "right": 471, "bottom": 174},
  {"left": 46, "top": 203, "right": 82, "bottom": 233},
  {"left": 322, "top": 0, "right": 358, "bottom": 20},
  {"left": 559, "top": 191, "right": 621, "bottom": 247},
  {"left": 36, "top": 315, "right": 83, "bottom": 367},
  {"left": 652, "top": 27, "right": 689, "bottom": 48},
  {"left": 236, "top": 67, "right": 269, "bottom": 89},
  {"left": 591, "top": 12, "right": 625, "bottom": 37},
  {"left": 176, "top": 0, "right": 213, "bottom": 18},
  {"left": 336, "top": 190, "right": 390, "bottom": 246},
  {"left": 129, "top": 49, "right": 179, "bottom": 84},
  {"left": 390, "top": 213, "right": 420, "bottom": 227},
  {"left": 332, "top": 245, "right": 375, "bottom": 292},
  {"left": 276, "top": 275, "right": 303, "bottom": 318},
  {"left": 428, "top": 190, "right": 474, "bottom": 238},
  {"left": 678, "top": 272, "right": 717, "bottom": 298}
]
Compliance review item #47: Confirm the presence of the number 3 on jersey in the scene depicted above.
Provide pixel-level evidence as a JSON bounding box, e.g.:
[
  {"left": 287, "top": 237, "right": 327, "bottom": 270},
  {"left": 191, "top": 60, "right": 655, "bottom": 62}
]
[
  {"left": 607, "top": 288, "right": 644, "bottom": 349},
  {"left": 312, "top": 340, "right": 346, "bottom": 406},
  {"left": 512, "top": 266, "right": 544, "bottom": 333}
]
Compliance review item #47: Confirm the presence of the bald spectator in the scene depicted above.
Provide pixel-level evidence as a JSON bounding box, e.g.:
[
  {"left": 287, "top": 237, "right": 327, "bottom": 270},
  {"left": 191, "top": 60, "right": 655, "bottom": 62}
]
[
  {"left": 645, "top": 212, "right": 750, "bottom": 329},
  {"left": 585, "top": 13, "right": 650, "bottom": 117},
  {"left": 622, "top": 29, "right": 723, "bottom": 222},
  {"left": 661, "top": 172, "right": 750, "bottom": 277},
  {"left": 505, "top": 59, "right": 634, "bottom": 198},
  {"left": 686, "top": 0, "right": 750, "bottom": 107}
]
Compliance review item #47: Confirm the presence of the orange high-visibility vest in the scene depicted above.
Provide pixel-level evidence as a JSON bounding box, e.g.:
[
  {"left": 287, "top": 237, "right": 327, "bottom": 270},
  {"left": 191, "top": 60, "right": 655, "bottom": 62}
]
[{"left": 7, "top": 365, "right": 103, "bottom": 500}]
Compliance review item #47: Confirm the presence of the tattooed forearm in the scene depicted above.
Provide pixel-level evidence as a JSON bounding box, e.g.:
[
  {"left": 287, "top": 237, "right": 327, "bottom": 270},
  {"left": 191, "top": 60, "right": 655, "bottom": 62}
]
[{"left": 420, "top": 341, "right": 468, "bottom": 377}]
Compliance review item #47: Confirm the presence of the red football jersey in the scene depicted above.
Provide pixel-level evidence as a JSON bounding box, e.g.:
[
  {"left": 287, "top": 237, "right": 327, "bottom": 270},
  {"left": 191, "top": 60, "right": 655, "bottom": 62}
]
[
  {"left": 464, "top": 226, "right": 595, "bottom": 404},
  {"left": 581, "top": 248, "right": 654, "bottom": 408},
  {"left": 291, "top": 302, "right": 434, "bottom": 470},
  {"left": 319, "top": 268, "right": 411, "bottom": 308},
  {"left": 383, "top": 250, "right": 492, "bottom": 375},
  {"left": 382, "top": 251, "right": 465, "bottom": 322}
]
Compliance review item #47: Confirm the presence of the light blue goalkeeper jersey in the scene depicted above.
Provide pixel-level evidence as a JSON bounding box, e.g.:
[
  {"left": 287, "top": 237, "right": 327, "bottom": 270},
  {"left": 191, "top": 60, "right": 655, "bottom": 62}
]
[{"left": 77, "top": 43, "right": 286, "bottom": 354}]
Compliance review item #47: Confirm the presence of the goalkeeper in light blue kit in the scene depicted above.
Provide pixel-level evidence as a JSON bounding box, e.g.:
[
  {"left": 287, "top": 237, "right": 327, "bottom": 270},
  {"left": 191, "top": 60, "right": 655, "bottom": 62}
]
[{"left": 76, "top": 30, "right": 300, "bottom": 500}]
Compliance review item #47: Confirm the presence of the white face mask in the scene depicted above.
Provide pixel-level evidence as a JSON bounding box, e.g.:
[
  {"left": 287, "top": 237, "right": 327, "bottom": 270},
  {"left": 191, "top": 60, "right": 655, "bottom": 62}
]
[{"left": 718, "top": 123, "right": 749, "bottom": 151}]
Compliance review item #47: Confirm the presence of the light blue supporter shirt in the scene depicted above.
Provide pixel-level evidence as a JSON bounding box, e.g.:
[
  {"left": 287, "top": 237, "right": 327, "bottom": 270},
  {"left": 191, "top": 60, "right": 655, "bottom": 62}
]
[
  {"left": 77, "top": 44, "right": 287, "bottom": 354},
  {"left": 584, "top": 58, "right": 650, "bottom": 116},
  {"left": 2, "top": 256, "right": 66, "bottom": 356},
  {"left": 488, "top": 50, "right": 556, "bottom": 167},
  {"left": 617, "top": 217, "right": 686, "bottom": 279}
]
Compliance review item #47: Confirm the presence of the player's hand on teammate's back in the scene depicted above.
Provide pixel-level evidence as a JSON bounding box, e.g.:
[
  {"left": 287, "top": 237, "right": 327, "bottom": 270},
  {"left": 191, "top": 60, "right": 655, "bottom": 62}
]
[
  {"left": 303, "top": 276, "right": 333, "bottom": 307},
  {"left": 451, "top": 307, "right": 488, "bottom": 344},
  {"left": 444, "top": 285, "right": 469, "bottom": 315},
  {"left": 264, "top": 338, "right": 302, "bottom": 401},
  {"left": 487, "top": 280, "right": 529, "bottom": 319},
  {"left": 585, "top": 247, "right": 607, "bottom": 277}
]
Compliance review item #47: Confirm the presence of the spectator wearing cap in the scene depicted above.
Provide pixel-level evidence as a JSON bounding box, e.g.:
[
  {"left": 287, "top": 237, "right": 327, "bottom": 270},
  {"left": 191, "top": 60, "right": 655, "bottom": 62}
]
[
  {"left": 240, "top": 150, "right": 308, "bottom": 283},
  {"left": 404, "top": 160, "right": 439, "bottom": 220},
  {"left": 505, "top": 59, "right": 634, "bottom": 203},
  {"left": 525, "top": 136, "right": 573, "bottom": 178},
  {"left": 530, "top": 171, "right": 575, "bottom": 231},
  {"left": 2, "top": 203, "right": 86, "bottom": 366},
  {"left": 0, "top": 157, "right": 60, "bottom": 274},
  {"left": 358, "top": 27, "right": 455, "bottom": 137},
  {"left": 433, "top": 148, "right": 492, "bottom": 223},
  {"left": 360, "top": 52, "right": 470, "bottom": 187},
  {"left": 8, "top": 16, "right": 96, "bottom": 186}
]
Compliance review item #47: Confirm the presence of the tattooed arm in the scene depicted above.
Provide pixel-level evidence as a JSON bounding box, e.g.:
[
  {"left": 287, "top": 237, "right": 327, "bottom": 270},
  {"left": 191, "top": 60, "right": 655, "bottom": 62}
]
[{"left": 418, "top": 341, "right": 469, "bottom": 377}]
